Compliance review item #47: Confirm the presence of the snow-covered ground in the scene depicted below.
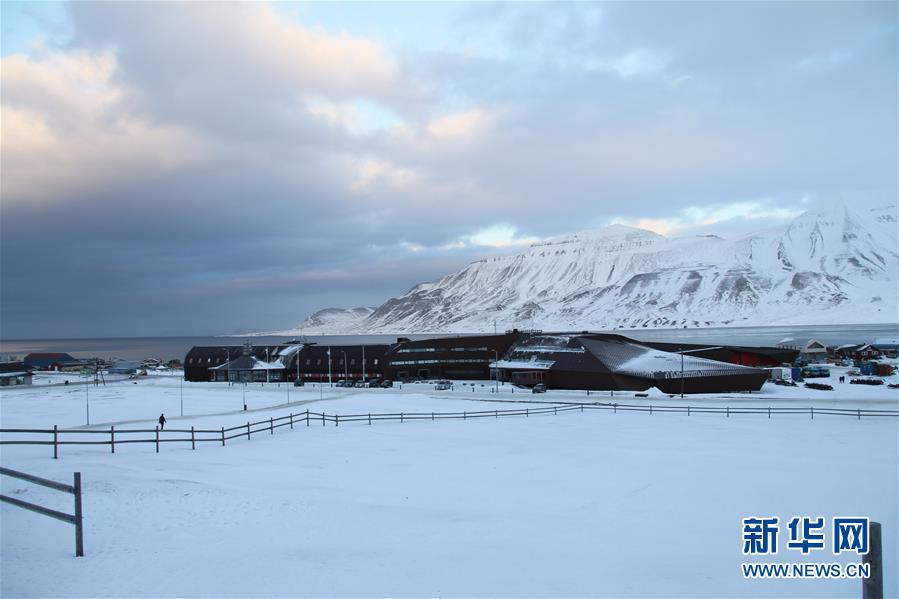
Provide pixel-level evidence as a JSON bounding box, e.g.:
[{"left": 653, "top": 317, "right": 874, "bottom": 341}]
[{"left": 1, "top": 374, "right": 897, "bottom": 597}]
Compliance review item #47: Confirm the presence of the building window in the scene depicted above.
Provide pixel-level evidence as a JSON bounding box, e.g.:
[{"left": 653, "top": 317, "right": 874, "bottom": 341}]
[
  {"left": 374, "top": 359, "right": 379, "bottom": 365},
  {"left": 317, "top": 359, "right": 322, "bottom": 366},
  {"left": 207, "top": 358, "right": 212, "bottom": 363},
  {"left": 350, "top": 359, "right": 356, "bottom": 366}
]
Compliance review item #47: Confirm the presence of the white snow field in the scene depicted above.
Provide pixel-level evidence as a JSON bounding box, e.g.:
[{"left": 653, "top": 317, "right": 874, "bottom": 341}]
[{"left": 2, "top": 373, "right": 897, "bottom": 597}]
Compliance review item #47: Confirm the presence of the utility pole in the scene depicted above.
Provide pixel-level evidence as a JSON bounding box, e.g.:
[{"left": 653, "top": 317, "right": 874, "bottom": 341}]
[
  {"left": 680, "top": 347, "right": 684, "bottom": 399},
  {"left": 494, "top": 349, "right": 499, "bottom": 393},
  {"left": 362, "top": 345, "right": 366, "bottom": 381},
  {"left": 327, "top": 346, "right": 332, "bottom": 387},
  {"left": 85, "top": 370, "right": 90, "bottom": 426}
]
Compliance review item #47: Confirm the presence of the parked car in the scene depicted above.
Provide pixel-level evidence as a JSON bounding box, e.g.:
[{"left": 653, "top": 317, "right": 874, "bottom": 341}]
[
  {"left": 335, "top": 380, "right": 349, "bottom": 388},
  {"left": 354, "top": 380, "right": 367, "bottom": 388},
  {"left": 379, "top": 379, "right": 393, "bottom": 388},
  {"left": 434, "top": 380, "right": 452, "bottom": 390},
  {"left": 293, "top": 379, "right": 304, "bottom": 387},
  {"left": 532, "top": 383, "right": 547, "bottom": 394}
]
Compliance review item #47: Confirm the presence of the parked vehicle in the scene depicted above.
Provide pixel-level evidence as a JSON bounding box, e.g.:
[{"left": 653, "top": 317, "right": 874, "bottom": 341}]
[
  {"left": 379, "top": 380, "right": 393, "bottom": 388},
  {"left": 354, "top": 380, "right": 366, "bottom": 388},
  {"left": 434, "top": 380, "right": 452, "bottom": 390},
  {"left": 532, "top": 383, "right": 547, "bottom": 394},
  {"left": 801, "top": 366, "right": 830, "bottom": 378},
  {"left": 293, "top": 379, "right": 304, "bottom": 387}
]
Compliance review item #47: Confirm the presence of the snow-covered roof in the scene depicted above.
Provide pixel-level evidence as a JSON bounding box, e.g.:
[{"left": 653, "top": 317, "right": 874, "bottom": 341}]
[
  {"left": 492, "top": 359, "right": 554, "bottom": 371},
  {"left": 210, "top": 356, "right": 284, "bottom": 371},
  {"left": 0, "top": 371, "right": 30, "bottom": 378},
  {"left": 277, "top": 344, "right": 304, "bottom": 357}
]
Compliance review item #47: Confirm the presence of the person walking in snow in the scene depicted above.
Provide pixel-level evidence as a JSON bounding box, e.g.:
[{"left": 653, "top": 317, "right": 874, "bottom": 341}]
[{"left": 158, "top": 413, "right": 166, "bottom": 430}]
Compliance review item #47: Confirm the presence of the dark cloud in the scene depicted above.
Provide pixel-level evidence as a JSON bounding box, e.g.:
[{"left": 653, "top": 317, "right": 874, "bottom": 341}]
[{"left": 1, "top": 2, "right": 895, "bottom": 338}]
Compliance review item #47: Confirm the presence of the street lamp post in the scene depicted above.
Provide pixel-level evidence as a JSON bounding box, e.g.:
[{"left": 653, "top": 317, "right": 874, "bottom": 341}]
[
  {"left": 327, "top": 346, "right": 332, "bottom": 387},
  {"left": 225, "top": 347, "right": 231, "bottom": 385},
  {"left": 85, "top": 369, "right": 90, "bottom": 426},
  {"left": 680, "top": 347, "right": 684, "bottom": 399},
  {"left": 265, "top": 348, "right": 270, "bottom": 384},
  {"left": 180, "top": 373, "right": 183, "bottom": 417},
  {"left": 341, "top": 351, "right": 348, "bottom": 382},
  {"left": 362, "top": 345, "right": 366, "bottom": 382},
  {"left": 494, "top": 349, "right": 499, "bottom": 393}
]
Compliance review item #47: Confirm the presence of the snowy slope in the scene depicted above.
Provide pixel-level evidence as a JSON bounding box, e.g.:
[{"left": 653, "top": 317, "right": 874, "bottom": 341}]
[
  {"left": 330, "top": 205, "right": 896, "bottom": 333},
  {"left": 274, "top": 307, "right": 376, "bottom": 335}
]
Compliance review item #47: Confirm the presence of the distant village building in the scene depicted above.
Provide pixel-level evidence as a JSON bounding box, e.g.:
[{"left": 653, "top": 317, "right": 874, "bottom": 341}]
[
  {"left": 23, "top": 352, "right": 84, "bottom": 371},
  {"left": 108, "top": 360, "right": 142, "bottom": 375},
  {"left": 0, "top": 361, "right": 33, "bottom": 386},
  {"left": 798, "top": 340, "right": 829, "bottom": 363}
]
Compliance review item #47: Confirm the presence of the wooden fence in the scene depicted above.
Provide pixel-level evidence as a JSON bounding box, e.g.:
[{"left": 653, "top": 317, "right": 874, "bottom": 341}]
[
  {"left": 0, "top": 467, "right": 84, "bottom": 556},
  {"left": 1, "top": 403, "right": 897, "bottom": 459}
]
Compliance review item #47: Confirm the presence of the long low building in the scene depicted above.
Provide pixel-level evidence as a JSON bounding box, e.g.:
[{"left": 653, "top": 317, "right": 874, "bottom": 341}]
[
  {"left": 493, "top": 333, "right": 787, "bottom": 394},
  {"left": 184, "top": 341, "right": 389, "bottom": 383},
  {"left": 185, "top": 332, "right": 797, "bottom": 393}
]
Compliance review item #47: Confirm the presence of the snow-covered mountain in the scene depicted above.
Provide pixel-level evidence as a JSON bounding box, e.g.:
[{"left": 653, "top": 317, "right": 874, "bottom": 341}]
[
  {"left": 298, "top": 307, "right": 376, "bottom": 333},
  {"left": 286, "top": 205, "right": 898, "bottom": 334}
]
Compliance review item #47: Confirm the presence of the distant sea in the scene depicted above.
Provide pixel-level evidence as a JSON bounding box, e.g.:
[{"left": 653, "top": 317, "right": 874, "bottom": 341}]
[{"left": 1, "top": 324, "right": 896, "bottom": 362}]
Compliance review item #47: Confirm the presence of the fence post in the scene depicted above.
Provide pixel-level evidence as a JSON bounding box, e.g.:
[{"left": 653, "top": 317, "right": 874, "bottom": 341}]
[
  {"left": 270, "top": 417, "right": 274, "bottom": 434},
  {"left": 496, "top": 410, "right": 498, "bottom": 418},
  {"left": 53, "top": 425, "right": 58, "bottom": 459},
  {"left": 290, "top": 413, "right": 294, "bottom": 429},
  {"left": 155, "top": 426, "right": 160, "bottom": 453},
  {"left": 221, "top": 427, "right": 225, "bottom": 446},
  {"left": 554, "top": 406, "right": 557, "bottom": 415},
  {"left": 306, "top": 409, "right": 310, "bottom": 427},
  {"left": 687, "top": 406, "right": 691, "bottom": 417},
  {"left": 322, "top": 412, "right": 325, "bottom": 427},
  {"left": 614, "top": 404, "right": 617, "bottom": 414},
  {"left": 247, "top": 422, "right": 251, "bottom": 440},
  {"left": 768, "top": 407, "right": 771, "bottom": 419},
  {"left": 649, "top": 405, "right": 652, "bottom": 415},
  {"left": 336, "top": 414, "right": 339, "bottom": 427},
  {"left": 526, "top": 408, "right": 529, "bottom": 418},
  {"left": 191, "top": 426, "right": 195, "bottom": 450},
  {"left": 431, "top": 412, "right": 434, "bottom": 421},
  {"left": 73, "top": 472, "right": 84, "bottom": 557},
  {"left": 726, "top": 407, "right": 729, "bottom": 418},
  {"left": 400, "top": 413, "right": 403, "bottom": 423},
  {"left": 464, "top": 411, "right": 467, "bottom": 420},
  {"left": 810, "top": 407, "right": 814, "bottom": 420},
  {"left": 368, "top": 413, "right": 372, "bottom": 425},
  {"left": 111, "top": 426, "right": 115, "bottom": 454},
  {"left": 863, "top": 521, "right": 883, "bottom": 599}
]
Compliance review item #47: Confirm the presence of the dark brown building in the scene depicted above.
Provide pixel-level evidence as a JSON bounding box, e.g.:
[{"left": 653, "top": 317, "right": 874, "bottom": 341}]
[
  {"left": 495, "top": 333, "right": 771, "bottom": 394},
  {"left": 382, "top": 333, "right": 523, "bottom": 381},
  {"left": 184, "top": 342, "right": 389, "bottom": 383}
]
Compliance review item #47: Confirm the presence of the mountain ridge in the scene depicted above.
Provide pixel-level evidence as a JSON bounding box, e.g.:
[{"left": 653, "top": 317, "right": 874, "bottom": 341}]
[{"left": 275, "top": 205, "right": 898, "bottom": 335}]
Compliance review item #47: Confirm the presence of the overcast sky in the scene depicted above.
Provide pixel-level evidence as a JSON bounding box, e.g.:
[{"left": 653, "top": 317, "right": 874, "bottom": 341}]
[{"left": 1, "top": 1, "right": 896, "bottom": 339}]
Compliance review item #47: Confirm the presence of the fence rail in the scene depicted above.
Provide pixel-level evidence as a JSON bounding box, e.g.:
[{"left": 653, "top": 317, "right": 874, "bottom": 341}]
[
  {"left": 0, "top": 467, "right": 83, "bottom": 556},
  {"left": 1, "top": 402, "right": 896, "bottom": 459}
]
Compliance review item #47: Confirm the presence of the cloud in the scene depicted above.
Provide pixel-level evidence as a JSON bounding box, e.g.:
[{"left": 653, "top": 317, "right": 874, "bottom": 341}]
[
  {"left": 612, "top": 199, "right": 809, "bottom": 238},
  {"left": 426, "top": 108, "right": 492, "bottom": 141},
  {"left": 1, "top": 1, "right": 895, "bottom": 338}
]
